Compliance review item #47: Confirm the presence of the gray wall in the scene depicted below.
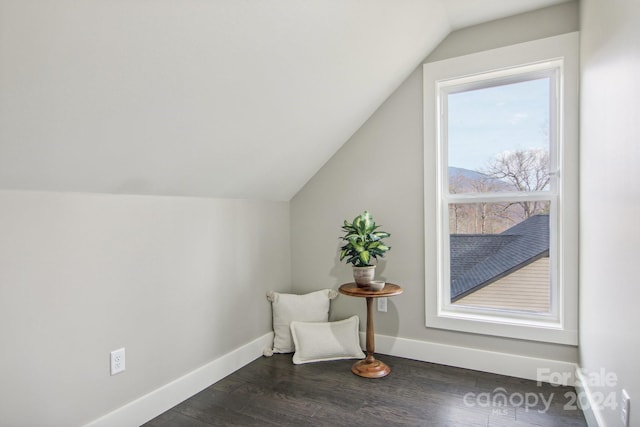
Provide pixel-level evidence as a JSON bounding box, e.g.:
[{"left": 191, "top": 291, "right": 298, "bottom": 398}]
[
  {"left": 291, "top": 2, "right": 579, "bottom": 362},
  {"left": 0, "top": 191, "right": 291, "bottom": 426},
  {"left": 580, "top": 0, "right": 640, "bottom": 425}
]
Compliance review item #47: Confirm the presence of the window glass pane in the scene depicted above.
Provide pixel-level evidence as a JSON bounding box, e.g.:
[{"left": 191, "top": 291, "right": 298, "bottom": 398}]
[
  {"left": 448, "top": 78, "right": 551, "bottom": 194},
  {"left": 449, "top": 202, "right": 551, "bottom": 314}
]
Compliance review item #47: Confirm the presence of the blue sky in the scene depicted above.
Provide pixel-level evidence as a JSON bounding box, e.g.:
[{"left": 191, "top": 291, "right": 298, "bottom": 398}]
[{"left": 447, "top": 78, "right": 550, "bottom": 172}]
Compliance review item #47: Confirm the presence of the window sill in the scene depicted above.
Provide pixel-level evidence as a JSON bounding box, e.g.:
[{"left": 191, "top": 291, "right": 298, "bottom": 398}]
[{"left": 426, "top": 310, "right": 578, "bottom": 345}]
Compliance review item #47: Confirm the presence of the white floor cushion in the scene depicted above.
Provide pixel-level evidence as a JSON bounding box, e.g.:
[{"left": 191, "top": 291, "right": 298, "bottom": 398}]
[
  {"left": 290, "top": 316, "right": 365, "bottom": 364},
  {"left": 267, "top": 289, "right": 337, "bottom": 353}
]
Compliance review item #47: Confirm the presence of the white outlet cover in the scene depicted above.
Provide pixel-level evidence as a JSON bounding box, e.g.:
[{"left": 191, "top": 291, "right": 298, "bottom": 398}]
[
  {"left": 110, "top": 348, "right": 126, "bottom": 376},
  {"left": 377, "top": 297, "right": 387, "bottom": 312}
]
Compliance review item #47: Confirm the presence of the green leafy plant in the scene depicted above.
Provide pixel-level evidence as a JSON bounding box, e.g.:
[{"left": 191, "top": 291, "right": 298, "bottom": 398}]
[{"left": 339, "top": 211, "right": 391, "bottom": 267}]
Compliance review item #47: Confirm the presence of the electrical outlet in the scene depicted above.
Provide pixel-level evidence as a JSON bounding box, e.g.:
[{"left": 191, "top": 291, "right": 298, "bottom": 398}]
[
  {"left": 110, "top": 348, "right": 126, "bottom": 376},
  {"left": 377, "top": 297, "right": 387, "bottom": 312},
  {"left": 621, "top": 389, "right": 630, "bottom": 427}
]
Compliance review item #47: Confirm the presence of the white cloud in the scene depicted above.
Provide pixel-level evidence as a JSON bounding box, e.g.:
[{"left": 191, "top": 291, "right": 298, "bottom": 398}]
[{"left": 510, "top": 112, "right": 528, "bottom": 125}]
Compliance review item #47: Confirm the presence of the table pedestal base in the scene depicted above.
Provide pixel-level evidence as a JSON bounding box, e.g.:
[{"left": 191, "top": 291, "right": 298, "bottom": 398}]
[
  {"left": 339, "top": 283, "right": 403, "bottom": 379},
  {"left": 351, "top": 357, "right": 391, "bottom": 378}
]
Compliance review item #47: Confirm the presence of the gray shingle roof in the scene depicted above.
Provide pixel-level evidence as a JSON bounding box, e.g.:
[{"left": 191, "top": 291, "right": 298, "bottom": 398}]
[{"left": 450, "top": 214, "right": 549, "bottom": 300}]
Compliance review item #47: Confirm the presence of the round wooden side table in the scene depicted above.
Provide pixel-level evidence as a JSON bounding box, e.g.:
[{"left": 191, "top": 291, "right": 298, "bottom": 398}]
[{"left": 338, "top": 282, "right": 403, "bottom": 378}]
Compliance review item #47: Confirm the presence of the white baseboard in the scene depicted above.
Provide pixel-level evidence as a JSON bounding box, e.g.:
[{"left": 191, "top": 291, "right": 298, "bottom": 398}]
[
  {"left": 574, "top": 368, "right": 604, "bottom": 427},
  {"left": 360, "top": 332, "right": 577, "bottom": 386},
  {"left": 84, "top": 332, "right": 274, "bottom": 427},
  {"left": 86, "top": 331, "right": 580, "bottom": 427}
]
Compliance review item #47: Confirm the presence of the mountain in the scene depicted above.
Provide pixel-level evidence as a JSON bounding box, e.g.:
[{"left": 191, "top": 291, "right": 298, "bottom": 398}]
[
  {"left": 449, "top": 167, "right": 490, "bottom": 181},
  {"left": 448, "top": 167, "right": 513, "bottom": 192}
]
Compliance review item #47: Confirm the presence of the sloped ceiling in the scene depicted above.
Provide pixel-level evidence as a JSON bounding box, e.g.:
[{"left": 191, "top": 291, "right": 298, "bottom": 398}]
[{"left": 0, "top": 0, "right": 568, "bottom": 201}]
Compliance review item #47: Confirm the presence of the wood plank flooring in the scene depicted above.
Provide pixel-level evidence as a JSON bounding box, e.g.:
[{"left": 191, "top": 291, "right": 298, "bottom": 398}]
[{"left": 143, "top": 354, "right": 587, "bottom": 427}]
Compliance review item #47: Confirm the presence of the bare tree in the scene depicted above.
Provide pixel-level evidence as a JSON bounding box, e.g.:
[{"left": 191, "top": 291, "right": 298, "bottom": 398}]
[
  {"left": 485, "top": 148, "right": 550, "bottom": 219},
  {"left": 449, "top": 171, "right": 515, "bottom": 234},
  {"left": 449, "top": 174, "right": 469, "bottom": 233},
  {"left": 469, "top": 175, "right": 505, "bottom": 233}
]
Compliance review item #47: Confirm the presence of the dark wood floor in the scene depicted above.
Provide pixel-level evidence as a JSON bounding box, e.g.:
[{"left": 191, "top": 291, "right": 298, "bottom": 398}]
[{"left": 143, "top": 353, "right": 587, "bottom": 427}]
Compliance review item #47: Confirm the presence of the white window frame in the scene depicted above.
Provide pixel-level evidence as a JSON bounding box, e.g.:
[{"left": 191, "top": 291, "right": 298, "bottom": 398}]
[{"left": 424, "top": 33, "right": 579, "bottom": 345}]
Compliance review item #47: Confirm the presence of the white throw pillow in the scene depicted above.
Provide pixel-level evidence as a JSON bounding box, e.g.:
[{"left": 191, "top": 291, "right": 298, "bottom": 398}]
[
  {"left": 267, "top": 289, "right": 337, "bottom": 353},
  {"left": 290, "top": 316, "right": 365, "bottom": 365}
]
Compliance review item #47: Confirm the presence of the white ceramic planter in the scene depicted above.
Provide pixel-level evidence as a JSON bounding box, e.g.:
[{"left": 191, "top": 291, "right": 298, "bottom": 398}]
[{"left": 353, "top": 266, "right": 376, "bottom": 287}]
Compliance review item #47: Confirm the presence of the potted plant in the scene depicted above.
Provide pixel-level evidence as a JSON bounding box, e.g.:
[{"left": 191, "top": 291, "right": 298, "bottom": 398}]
[{"left": 339, "top": 211, "right": 391, "bottom": 287}]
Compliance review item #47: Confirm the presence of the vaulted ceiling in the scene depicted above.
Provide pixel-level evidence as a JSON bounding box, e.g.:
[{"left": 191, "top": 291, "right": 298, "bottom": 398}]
[{"left": 0, "top": 0, "right": 568, "bottom": 200}]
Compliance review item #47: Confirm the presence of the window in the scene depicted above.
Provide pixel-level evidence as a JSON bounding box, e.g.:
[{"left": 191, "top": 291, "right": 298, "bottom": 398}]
[{"left": 424, "top": 33, "right": 578, "bottom": 345}]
